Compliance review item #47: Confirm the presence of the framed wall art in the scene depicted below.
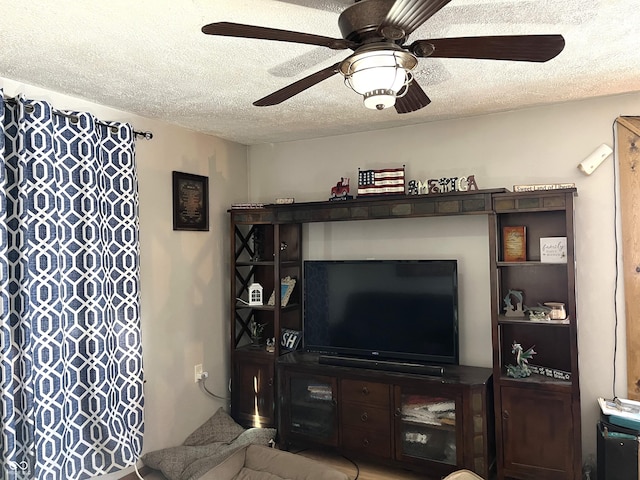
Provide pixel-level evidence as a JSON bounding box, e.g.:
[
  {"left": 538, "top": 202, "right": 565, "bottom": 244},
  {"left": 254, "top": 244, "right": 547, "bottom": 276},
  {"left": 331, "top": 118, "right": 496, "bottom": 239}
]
[{"left": 172, "top": 171, "right": 209, "bottom": 231}]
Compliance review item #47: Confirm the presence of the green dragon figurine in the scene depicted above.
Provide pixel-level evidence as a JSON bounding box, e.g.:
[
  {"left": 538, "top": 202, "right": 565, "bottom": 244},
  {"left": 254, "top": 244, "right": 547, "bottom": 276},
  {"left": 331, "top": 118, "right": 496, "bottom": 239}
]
[{"left": 506, "top": 341, "right": 536, "bottom": 378}]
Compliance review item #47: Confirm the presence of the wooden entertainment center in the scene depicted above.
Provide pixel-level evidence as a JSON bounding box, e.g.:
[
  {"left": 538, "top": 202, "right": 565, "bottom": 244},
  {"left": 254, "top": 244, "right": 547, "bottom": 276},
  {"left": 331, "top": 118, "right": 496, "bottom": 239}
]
[
  {"left": 277, "top": 351, "right": 494, "bottom": 479},
  {"left": 229, "top": 188, "right": 581, "bottom": 480}
]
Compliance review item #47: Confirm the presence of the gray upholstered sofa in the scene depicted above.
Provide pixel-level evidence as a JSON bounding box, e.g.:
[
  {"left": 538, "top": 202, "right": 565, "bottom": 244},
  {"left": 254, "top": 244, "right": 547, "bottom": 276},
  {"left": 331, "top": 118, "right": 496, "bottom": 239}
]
[
  {"left": 196, "top": 444, "right": 348, "bottom": 480},
  {"left": 141, "top": 407, "right": 348, "bottom": 480}
]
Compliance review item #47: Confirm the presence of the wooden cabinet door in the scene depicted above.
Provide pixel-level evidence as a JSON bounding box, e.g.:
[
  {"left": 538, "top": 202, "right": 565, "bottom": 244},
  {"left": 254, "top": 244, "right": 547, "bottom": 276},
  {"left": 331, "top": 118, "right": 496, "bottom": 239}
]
[
  {"left": 500, "top": 386, "right": 573, "bottom": 480},
  {"left": 232, "top": 355, "right": 275, "bottom": 428},
  {"left": 280, "top": 370, "right": 339, "bottom": 447},
  {"left": 393, "top": 383, "right": 464, "bottom": 478}
]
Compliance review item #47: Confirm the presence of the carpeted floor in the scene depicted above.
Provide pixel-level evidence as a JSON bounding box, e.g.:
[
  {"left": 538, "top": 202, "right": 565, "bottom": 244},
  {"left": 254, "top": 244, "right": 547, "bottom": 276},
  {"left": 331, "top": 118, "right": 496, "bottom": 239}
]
[{"left": 296, "top": 449, "right": 430, "bottom": 480}]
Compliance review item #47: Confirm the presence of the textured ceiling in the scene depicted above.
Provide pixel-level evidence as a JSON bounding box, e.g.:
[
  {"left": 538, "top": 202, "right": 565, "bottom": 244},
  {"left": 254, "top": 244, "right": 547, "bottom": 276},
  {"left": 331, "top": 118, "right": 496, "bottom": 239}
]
[{"left": 1, "top": 0, "right": 639, "bottom": 145}]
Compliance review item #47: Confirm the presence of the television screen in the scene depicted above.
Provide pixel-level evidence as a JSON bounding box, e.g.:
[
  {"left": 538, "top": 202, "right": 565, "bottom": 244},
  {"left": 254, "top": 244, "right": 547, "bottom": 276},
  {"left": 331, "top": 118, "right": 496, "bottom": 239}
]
[{"left": 303, "top": 260, "right": 459, "bottom": 365}]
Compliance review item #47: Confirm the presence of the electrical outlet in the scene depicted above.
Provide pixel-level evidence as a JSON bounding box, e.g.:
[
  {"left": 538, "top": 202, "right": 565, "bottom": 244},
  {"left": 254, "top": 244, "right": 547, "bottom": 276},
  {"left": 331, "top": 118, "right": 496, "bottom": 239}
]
[{"left": 194, "top": 364, "right": 203, "bottom": 383}]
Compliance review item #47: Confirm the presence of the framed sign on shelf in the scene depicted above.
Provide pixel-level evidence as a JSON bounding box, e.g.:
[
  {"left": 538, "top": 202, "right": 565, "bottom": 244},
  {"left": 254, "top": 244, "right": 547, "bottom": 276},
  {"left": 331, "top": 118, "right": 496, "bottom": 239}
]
[
  {"left": 502, "top": 226, "right": 526, "bottom": 262},
  {"left": 172, "top": 171, "right": 209, "bottom": 231},
  {"left": 268, "top": 276, "right": 296, "bottom": 306}
]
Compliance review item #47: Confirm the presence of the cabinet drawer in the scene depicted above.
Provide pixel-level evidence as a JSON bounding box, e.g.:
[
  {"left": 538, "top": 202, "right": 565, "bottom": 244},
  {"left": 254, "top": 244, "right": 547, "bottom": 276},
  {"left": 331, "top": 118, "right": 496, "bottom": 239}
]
[
  {"left": 341, "top": 402, "right": 390, "bottom": 433},
  {"left": 342, "top": 427, "right": 392, "bottom": 459},
  {"left": 341, "top": 379, "right": 390, "bottom": 406}
]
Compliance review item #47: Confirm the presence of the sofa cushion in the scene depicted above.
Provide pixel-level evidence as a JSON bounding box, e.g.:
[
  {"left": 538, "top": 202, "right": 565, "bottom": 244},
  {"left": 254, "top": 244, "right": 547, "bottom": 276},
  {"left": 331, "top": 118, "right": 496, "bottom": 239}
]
[
  {"left": 234, "top": 468, "right": 285, "bottom": 480},
  {"left": 183, "top": 407, "right": 245, "bottom": 445},
  {"left": 199, "top": 445, "right": 349, "bottom": 480},
  {"left": 141, "top": 407, "right": 276, "bottom": 480},
  {"left": 196, "top": 446, "right": 247, "bottom": 480},
  {"left": 179, "top": 429, "right": 276, "bottom": 480},
  {"left": 142, "top": 444, "right": 222, "bottom": 480},
  {"left": 244, "top": 445, "right": 348, "bottom": 480},
  {"left": 442, "top": 470, "right": 484, "bottom": 480}
]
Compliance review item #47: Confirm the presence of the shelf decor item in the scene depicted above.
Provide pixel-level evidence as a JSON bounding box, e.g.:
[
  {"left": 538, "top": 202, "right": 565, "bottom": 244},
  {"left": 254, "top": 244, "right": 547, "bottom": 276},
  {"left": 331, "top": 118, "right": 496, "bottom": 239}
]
[
  {"left": 249, "top": 319, "right": 265, "bottom": 345},
  {"left": 540, "top": 237, "right": 567, "bottom": 263},
  {"left": 544, "top": 302, "right": 567, "bottom": 320},
  {"left": 526, "top": 306, "right": 550, "bottom": 321},
  {"left": 280, "top": 329, "right": 301, "bottom": 351},
  {"left": 357, "top": 166, "right": 405, "bottom": 196},
  {"left": 251, "top": 228, "right": 265, "bottom": 261},
  {"left": 529, "top": 364, "right": 571, "bottom": 381},
  {"left": 329, "top": 177, "right": 353, "bottom": 201},
  {"left": 502, "top": 226, "right": 526, "bottom": 262},
  {"left": 503, "top": 289, "right": 525, "bottom": 317},
  {"left": 266, "top": 338, "right": 276, "bottom": 353},
  {"left": 268, "top": 276, "right": 296, "bottom": 306},
  {"left": 248, "top": 283, "right": 263, "bottom": 306},
  {"left": 512, "top": 183, "right": 575, "bottom": 192},
  {"left": 506, "top": 341, "right": 536, "bottom": 378},
  {"left": 172, "top": 171, "right": 209, "bottom": 231}
]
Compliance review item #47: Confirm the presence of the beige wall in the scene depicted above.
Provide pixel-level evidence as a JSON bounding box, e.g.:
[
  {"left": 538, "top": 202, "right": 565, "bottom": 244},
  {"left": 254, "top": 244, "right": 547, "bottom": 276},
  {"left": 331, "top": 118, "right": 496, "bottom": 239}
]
[
  {"left": 3, "top": 74, "right": 636, "bottom": 470},
  {"left": 0, "top": 78, "right": 249, "bottom": 479},
  {"left": 248, "top": 91, "right": 640, "bottom": 459}
]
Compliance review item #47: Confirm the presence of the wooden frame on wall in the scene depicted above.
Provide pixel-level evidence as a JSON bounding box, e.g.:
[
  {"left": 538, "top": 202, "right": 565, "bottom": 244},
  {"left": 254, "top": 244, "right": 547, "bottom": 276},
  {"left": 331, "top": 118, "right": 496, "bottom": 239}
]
[
  {"left": 172, "top": 171, "right": 209, "bottom": 231},
  {"left": 616, "top": 117, "right": 640, "bottom": 400}
]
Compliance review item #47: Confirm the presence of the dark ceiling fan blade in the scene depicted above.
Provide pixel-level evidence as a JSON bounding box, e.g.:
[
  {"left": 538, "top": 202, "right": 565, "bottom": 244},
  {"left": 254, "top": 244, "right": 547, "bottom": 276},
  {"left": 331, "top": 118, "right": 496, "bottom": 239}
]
[
  {"left": 254, "top": 63, "right": 341, "bottom": 106},
  {"left": 395, "top": 80, "right": 431, "bottom": 114},
  {"left": 381, "top": 0, "right": 453, "bottom": 38},
  {"left": 202, "top": 22, "right": 356, "bottom": 50},
  {"left": 410, "top": 34, "right": 565, "bottom": 62}
]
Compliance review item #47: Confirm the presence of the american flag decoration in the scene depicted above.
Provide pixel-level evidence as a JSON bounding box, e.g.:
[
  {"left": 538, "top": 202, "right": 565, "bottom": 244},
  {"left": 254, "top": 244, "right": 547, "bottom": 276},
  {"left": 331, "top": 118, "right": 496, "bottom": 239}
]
[{"left": 358, "top": 166, "right": 406, "bottom": 196}]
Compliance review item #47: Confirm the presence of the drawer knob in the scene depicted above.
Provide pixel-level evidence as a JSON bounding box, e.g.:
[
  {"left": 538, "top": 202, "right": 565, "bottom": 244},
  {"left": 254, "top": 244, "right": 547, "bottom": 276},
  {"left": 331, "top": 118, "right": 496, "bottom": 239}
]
[
  {"left": 360, "top": 412, "right": 368, "bottom": 422},
  {"left": 362, "top": 438, "right": 370, "bottom": 447},
  {"left": 394, "top": 407, "right": 402, "bottom": 417},
  {"left": 361, "top": 386, "right": 369, "bottom": 395},
  {"left": 502, "top": 410, "right": 510, "bottom": 420}
]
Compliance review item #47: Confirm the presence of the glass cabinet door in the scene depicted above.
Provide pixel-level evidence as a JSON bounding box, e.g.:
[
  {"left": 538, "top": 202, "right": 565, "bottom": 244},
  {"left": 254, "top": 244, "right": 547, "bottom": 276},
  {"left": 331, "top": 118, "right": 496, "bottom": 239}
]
[
  {"left": 286, "top": 373, "right": 338, "bottom": 446},
  {"left": 395, "top": 389, "right": 460, "bottom": 465}
]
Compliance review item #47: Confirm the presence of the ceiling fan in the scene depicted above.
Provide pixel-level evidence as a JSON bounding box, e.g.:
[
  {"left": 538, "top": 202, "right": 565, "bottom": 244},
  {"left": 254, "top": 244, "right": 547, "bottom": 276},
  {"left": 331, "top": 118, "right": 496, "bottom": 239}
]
[{"left": 201, "top": 0, "right": 565, "bottom": 113}]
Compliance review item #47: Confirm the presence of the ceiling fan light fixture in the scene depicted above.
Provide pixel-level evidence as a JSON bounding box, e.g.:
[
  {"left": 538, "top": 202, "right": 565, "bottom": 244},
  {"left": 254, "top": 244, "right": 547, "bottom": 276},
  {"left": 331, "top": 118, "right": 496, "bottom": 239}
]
[{"left": 340, "top": 44, "right": 417, "bottom": 110}]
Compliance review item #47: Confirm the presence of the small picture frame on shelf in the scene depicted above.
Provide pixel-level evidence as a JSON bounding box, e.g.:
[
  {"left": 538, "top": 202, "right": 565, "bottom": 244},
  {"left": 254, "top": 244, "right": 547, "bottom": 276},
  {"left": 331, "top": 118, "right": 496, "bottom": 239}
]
[
  {"left": 540, "top": 237, "right": 567, "bottom": 263},
  {"left": 268, "top": 276, "right": 296, "bottom": 306},
  {"left": 280, "top": 329, "right": 302, "bottom": 351},
  {"left": 502, "top": 226, "right": 526, "bottom": 262}
]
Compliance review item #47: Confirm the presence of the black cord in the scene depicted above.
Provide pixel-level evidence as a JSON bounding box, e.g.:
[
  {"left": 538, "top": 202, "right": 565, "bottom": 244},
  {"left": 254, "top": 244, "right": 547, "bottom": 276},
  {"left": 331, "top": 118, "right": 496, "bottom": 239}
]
[{"left": 340, "top": 453, "right": 360, "bottom": 480}]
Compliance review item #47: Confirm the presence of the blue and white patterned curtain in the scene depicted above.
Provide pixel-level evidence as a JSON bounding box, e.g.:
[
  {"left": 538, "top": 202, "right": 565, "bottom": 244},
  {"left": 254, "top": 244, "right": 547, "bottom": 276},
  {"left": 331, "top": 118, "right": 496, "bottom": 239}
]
[{"left": 0, "top": 92, "right": 144, "bottom": 480}]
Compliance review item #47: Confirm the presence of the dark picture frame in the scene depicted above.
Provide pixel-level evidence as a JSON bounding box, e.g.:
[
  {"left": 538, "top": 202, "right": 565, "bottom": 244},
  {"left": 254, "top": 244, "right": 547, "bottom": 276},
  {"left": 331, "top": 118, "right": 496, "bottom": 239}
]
[{"left": 172, "top": 171, "right": 209, "bottom": 231}]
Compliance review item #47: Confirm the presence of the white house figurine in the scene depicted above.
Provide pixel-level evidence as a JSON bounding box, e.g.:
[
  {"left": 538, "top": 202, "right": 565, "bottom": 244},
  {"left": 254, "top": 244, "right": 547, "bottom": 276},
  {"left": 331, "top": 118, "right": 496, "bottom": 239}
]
[{"left": 248, "top": 283, "right": 263, "bottom": 306}]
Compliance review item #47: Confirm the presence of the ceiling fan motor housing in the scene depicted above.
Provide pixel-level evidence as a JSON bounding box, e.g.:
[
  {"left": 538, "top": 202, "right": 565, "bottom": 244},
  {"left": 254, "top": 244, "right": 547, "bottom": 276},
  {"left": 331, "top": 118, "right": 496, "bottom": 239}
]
[{"left": 338, "top": 0, "right": 401, "bottom": 44}]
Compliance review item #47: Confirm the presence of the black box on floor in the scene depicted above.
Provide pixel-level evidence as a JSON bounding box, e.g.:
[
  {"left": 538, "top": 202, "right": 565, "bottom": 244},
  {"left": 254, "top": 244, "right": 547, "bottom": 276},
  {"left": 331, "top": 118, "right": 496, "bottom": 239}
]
[{"left": 597, "top": 418, "right": 638, "bottom": 480}]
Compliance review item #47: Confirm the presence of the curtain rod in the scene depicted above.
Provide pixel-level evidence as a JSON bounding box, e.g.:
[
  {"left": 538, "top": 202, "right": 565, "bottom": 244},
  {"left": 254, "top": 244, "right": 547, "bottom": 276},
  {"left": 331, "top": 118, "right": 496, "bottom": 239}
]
[{"left": 3, "top": 96, "right": 153, "bottom": 140}]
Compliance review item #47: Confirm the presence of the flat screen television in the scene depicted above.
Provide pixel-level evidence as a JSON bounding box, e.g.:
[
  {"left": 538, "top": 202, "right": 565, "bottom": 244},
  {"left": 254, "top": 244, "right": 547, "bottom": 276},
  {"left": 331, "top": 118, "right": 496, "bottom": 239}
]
[{"left": 303, "top": 259, "right": 459, "bottom": 366}]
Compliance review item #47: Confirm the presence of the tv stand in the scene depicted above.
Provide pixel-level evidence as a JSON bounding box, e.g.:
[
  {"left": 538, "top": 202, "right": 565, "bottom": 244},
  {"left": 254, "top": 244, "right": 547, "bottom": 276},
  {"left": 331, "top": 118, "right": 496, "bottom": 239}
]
[
  {"left": 318, "top": 354, "right": 445, "bottom": 376},
  {"left": 278, "top": 351, "right": 494, "bottom": 479}
]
